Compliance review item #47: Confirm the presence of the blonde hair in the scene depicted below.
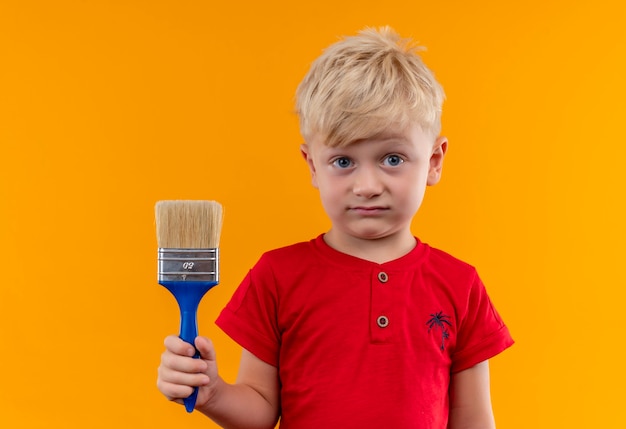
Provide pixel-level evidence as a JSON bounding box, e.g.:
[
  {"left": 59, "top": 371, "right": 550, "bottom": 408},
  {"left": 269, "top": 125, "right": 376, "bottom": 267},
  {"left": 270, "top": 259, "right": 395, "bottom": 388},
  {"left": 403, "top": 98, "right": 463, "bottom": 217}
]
[{"left": 296, "top": 26, "right": 445, "bottom": 147}]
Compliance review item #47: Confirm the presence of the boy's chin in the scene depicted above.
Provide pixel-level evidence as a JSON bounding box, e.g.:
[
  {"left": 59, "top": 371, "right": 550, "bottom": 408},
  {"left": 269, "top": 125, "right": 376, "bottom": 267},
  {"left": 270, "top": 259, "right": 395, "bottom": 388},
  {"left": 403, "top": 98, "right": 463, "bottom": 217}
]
[{"left": 347, "top": 227, "right": 409, "bottom": 242}]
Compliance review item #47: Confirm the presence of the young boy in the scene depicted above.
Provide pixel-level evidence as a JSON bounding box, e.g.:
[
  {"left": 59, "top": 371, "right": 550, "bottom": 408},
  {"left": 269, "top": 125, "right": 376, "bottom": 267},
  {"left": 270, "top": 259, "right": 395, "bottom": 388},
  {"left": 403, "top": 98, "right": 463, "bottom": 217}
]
[{"left": 157, "top": 26, "right": 513, "bottom": 428}]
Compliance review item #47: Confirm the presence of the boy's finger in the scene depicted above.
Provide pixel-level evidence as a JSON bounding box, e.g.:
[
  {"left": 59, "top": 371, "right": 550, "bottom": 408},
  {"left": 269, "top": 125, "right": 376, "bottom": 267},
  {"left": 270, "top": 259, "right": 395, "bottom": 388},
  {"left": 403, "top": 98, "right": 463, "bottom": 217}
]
[
  {"left": 157, "top": 378, "right": 195, "bottom": 401},
  {"left": 159, "top": 363, "right": 210, "bottom": 386},
  {"left": 161, "top": 350, "right": 208, "bottom": 374},
  {"left": 164, "top": 335, "right": 196, "bottom": 357}
]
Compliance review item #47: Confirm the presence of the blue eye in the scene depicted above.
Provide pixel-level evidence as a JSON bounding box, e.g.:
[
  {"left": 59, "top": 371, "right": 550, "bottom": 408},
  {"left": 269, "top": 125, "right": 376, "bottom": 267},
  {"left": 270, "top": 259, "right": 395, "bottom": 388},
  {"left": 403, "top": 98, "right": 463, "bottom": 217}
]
[
  {"left": 384, "top": 155, "right": 403, "bottom": 166},
  {"left": 333, "top": 157, "right": 353, "bottom": 168}
]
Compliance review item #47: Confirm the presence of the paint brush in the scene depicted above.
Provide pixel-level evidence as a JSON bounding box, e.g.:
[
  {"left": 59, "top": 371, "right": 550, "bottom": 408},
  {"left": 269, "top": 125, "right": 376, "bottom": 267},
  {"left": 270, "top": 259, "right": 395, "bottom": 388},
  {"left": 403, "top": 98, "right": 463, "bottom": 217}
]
[{"left": 155, "top": 200, "right": 223, "bottom": 413}]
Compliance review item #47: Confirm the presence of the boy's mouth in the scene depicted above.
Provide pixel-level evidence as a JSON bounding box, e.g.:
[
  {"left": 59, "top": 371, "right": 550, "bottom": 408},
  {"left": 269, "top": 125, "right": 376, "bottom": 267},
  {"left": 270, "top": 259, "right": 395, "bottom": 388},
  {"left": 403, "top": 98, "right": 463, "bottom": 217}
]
[{"left": 350, "top": 206, "right": 388, "bottom": 215}]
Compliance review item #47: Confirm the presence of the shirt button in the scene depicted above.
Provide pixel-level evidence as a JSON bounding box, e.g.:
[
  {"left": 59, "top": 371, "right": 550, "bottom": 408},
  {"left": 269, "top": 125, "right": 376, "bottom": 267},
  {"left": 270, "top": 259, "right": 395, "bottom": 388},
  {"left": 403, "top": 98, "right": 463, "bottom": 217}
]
[
  {"left": 377, "top": 315, "right": 389, "bottom": 328},
  {"left": 377, "top": 272, "right": 389, "bottom": 283}
]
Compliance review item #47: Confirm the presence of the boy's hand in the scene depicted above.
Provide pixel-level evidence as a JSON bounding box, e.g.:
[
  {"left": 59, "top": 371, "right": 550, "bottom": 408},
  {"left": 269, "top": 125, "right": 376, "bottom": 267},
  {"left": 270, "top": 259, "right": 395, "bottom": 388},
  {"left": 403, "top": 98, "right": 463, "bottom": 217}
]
[{"left": 157, "top": 335, "right": 219, "bottom": 409}]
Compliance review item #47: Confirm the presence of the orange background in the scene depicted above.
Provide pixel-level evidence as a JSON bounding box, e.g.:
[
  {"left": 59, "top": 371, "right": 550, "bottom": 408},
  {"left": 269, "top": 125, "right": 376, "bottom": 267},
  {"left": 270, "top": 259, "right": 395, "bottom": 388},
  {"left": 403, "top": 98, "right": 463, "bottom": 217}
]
[{"left": 1, "top": 0, "right": 625, "bottom": 427}]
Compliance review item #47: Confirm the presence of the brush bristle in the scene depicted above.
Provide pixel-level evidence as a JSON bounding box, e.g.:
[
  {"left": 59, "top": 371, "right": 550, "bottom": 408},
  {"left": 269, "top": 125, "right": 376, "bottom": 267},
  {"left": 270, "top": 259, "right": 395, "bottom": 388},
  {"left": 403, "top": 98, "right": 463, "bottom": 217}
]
[{"left": 155, "top": 200, "right": 223, "bottom": 249}]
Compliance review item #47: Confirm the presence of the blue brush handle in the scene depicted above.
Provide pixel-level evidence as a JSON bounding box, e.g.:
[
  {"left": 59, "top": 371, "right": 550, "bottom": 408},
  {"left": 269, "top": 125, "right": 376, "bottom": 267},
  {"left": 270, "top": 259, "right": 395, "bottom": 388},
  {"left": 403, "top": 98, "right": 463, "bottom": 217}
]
[{"left": 160, "top": 280, "right": 218, "bottom": 413}]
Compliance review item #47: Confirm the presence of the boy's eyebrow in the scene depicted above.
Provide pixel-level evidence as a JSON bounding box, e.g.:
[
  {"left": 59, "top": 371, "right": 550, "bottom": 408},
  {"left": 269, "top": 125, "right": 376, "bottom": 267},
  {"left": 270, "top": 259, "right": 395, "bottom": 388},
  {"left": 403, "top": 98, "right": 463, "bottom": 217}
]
[{"left": 352, "top": 134, "right": 411, "bottom": 145}]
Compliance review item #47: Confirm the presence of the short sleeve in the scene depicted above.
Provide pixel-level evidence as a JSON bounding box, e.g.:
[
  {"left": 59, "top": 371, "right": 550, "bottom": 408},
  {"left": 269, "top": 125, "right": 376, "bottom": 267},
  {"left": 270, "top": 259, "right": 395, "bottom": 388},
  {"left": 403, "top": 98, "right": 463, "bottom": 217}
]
[
  {"left": 215, "top": 256, "right": 281, "bottom": 367},
  {"left": 451, "top": 272, "right": 514, "bottom": 373}
]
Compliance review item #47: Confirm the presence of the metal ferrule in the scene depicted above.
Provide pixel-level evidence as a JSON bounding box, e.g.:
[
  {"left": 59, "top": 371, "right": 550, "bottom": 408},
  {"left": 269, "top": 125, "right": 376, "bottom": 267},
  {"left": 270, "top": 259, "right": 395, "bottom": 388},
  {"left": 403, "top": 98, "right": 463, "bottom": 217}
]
[{"left": 158, "top": 248, "right": 219, "bottom": 282}]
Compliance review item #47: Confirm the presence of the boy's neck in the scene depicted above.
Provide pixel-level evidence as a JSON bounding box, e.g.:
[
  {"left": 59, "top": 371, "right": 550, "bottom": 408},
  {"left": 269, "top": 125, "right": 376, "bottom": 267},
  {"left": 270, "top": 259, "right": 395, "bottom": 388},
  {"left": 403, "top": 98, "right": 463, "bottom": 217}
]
[{"left": 323, "top": 230, "right": 417, "bottom": 264}]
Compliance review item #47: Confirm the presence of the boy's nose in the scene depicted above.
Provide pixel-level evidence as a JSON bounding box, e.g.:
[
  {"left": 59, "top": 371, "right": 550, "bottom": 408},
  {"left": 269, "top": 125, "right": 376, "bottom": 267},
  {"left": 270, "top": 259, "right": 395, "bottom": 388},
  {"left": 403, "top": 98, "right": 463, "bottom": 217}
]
[{"left": 352, "top": 168, "right": 384, "bottom": 198}]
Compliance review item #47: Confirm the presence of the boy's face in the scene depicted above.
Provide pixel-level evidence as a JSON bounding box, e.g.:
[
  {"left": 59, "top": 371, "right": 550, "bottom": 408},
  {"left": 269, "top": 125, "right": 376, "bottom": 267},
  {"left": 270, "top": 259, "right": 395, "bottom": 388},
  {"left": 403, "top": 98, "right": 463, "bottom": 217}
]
[{"left": 301, "top": 123, "right": 447, "bottom": 249}]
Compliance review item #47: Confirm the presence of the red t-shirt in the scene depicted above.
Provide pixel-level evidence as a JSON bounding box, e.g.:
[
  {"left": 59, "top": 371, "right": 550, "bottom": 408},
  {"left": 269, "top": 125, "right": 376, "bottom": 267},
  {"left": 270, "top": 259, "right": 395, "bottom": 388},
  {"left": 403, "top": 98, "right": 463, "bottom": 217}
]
[{"left": 216, "top": 235, "right": 513, "bottom": 428}]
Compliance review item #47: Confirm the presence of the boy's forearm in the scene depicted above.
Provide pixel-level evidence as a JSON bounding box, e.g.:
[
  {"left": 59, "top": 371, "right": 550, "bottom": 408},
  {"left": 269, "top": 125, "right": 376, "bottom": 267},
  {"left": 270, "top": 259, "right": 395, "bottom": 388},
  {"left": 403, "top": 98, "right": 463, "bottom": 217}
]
[
  {"left": 447, "top": 361, "right": 496, "bottom": 429},
  {"left": 447, "top": 408, "right": 496, "bottom": 429},
  {"left": 198, "top": 376, "right": 279, "bottom": 429}
]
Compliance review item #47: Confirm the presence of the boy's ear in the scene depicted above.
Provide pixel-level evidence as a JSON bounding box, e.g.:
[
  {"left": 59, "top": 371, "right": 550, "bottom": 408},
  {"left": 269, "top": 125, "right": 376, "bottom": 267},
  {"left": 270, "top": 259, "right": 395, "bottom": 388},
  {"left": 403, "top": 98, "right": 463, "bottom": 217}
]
[
  {"left": 300, "top": 144, "right": 319, "bottom": 188},
  {"left": 427, "top": 136, "right": 448, "bottom": 186}
]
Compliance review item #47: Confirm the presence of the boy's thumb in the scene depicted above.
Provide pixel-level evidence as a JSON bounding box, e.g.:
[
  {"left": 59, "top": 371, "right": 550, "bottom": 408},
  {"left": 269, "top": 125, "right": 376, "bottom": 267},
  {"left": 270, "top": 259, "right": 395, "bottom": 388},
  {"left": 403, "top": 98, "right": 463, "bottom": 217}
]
[{"left": 195, "top": 336, "right": 217, "bottom": 362}]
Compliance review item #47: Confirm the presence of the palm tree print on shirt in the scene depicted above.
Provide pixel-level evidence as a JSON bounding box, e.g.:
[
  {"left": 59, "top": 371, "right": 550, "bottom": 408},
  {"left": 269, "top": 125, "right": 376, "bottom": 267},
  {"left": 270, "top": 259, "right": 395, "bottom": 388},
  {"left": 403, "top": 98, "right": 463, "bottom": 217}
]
[{"left": 427, "top": 312, "right": 452, "bottom": 351}]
